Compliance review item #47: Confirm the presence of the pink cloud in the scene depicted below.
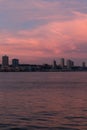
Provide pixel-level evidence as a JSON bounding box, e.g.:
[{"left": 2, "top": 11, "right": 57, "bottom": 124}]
[{"left": 0, "top": 11, "right": 87, "bottom": 63}]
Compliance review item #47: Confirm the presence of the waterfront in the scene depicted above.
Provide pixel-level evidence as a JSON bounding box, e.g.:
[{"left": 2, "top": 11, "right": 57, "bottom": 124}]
[{"left": 0, "top": 72, "right": 87, "bottom": 130}]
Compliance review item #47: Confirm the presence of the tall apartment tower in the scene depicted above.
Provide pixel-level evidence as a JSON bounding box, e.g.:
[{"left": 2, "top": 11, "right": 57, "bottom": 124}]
[
  {"left": 2, "top": 55, "right": 9, "bottom": 67},
  {"left": 60, "top": 58, "right": 65, "bottom": 68},
  {"left": 53, "top": 60, "right": 57, "bottom": 69},
  {"left": 67, "top": 59, "right": 74, "bottom": 69},
  {"left": 82, "top": 62, "right": 86, "bottom": 68}
]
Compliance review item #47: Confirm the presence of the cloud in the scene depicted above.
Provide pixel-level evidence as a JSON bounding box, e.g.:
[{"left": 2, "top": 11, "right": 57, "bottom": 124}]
[
  {"left": 0, "top": 11, "right": 87, "bottom": 63},
  {"left": 0, "top": 0, "right": 87, "bottom": 63},
  {"left": 0, "top": 0, "right": 86, "bottom": 30}
]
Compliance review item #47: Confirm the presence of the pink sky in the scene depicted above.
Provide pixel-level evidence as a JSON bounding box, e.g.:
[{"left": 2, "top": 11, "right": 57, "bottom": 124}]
[{"left": 0, "top": 0, "right": 87, "bottom": 64}]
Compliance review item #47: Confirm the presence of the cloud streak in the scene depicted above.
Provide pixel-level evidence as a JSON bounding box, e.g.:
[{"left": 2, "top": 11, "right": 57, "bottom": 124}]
[{"left": 0, "top": 0, "right": 87, "bottom": 63}]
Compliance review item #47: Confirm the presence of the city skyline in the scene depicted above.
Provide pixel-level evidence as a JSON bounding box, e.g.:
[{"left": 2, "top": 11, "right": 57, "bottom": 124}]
[
  {"left": 0, "top": 54, "right": 87, "bottom": 67},
  {"left": 0, "top": 0, "right": 87, "bottom": 63},
  {"left": 0, "top": 55, "right": 87, "bottom": 72},
  {"left": 1, "top": 55, "right": 87, "bottom": 67}
]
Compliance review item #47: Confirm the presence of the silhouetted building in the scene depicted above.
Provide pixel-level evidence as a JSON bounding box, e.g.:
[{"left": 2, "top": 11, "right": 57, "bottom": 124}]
[
  {"left": 2, "top": 55, "right": 9, "bottom": 67},
  {"left": 53, "top": 60, "right": 57, "bottom": 69},
  {"left": 82, "top": 62, "right": 86, "bottom": 68},
  {"left": 12, "top": 59, "right": 19, "bottom": 67},
  {"left": 60, "top": 58, "right": 65, "bottom": 68},
  {"left": 67, "top": 59, "right": 74, "bottom": 69}
]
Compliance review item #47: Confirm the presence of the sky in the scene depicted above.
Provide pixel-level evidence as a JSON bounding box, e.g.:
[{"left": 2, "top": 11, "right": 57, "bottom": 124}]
[{"left": 0, "top": 0, "right": 87, "bottom": 64}]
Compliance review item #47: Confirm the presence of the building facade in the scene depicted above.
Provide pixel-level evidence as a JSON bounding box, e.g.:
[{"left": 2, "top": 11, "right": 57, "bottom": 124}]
[
  {"left": 2, "top": 55, "right": 9, "bottom": 67},
  {"left": 12, "top": 59, "right": 19, "bottom": 67},
  {"left": 60, "top": 58, "right": 65, "bottom": 68}
]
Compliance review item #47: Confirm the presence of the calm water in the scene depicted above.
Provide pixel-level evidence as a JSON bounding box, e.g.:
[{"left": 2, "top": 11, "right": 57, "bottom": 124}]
[{"left": 0, "top": 72, "right": 87, "bottom": 130}]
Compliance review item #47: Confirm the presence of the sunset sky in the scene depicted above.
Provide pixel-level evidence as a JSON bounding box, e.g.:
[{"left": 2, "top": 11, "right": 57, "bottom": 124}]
[{"left": 0, "top": 0, "right": 87, "bottom": 64}]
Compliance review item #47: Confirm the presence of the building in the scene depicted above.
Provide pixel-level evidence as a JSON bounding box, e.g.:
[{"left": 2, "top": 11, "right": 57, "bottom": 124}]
[
  {"left": 66, "top": 59, "right": 74, "bottom": 69},
  {"left": 53, "top": 60, "right": 57, "bottom": 69},
  {"left": 12, "top": 59, "right": 19, "bottom": 67},
  {"left": 82, "top": 62, "right": 86, "bottom": 68},
  {"left": 60, "top": 58, "right": 65, "bottom": 68},
  {"left": 2, "top": 55, "right": 9, "bottom": 67}
]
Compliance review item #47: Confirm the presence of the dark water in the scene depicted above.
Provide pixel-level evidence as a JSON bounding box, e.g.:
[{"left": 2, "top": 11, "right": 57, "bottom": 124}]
[{"left": 0, "top": 72, "right": 87, "bottom": 130}]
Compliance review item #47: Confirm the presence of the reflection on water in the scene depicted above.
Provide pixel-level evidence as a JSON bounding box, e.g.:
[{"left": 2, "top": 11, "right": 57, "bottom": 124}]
[{"left": 0, "top": 72, "right": 87, "bottom": 130}]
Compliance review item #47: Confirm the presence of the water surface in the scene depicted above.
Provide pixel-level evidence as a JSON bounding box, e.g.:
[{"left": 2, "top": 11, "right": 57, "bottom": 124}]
[{"left": 0, "top": 72, "right": 87, "bottom": 130}]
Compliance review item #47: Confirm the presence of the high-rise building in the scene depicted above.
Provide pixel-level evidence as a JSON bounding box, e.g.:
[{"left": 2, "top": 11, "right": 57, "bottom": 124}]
[
  {"left": 60, "top": 58, "right": 65, "bottom": 68},
  {"left": 12, "top": 59, "right": 19, "bottom": 67},
  {"left": 82, "top": 62, "right": 86, "bottom": 68},
  {"left": 53, "top": 60, "right": 57, "bottom": 69},
  {"left": 66, "top": 59, "right": 74, "bottom": 69},
  {"left": 2, "top": 55, "right": 9, "bottom": 67}
]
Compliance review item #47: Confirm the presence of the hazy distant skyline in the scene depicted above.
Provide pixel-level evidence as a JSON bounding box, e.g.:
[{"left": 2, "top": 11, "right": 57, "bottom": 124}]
[{"left": 0, "top": 0, "right": 87, "bottom": 64}]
